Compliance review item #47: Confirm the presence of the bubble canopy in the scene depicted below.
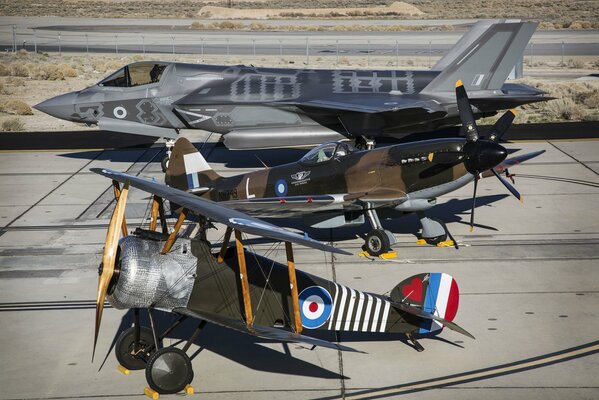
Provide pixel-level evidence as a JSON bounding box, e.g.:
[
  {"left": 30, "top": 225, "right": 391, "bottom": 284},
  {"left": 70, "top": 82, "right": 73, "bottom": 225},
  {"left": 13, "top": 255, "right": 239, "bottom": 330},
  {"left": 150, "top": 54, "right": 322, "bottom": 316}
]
[{"left": 300, "top": 141, "right": 356, "bottom": 165}]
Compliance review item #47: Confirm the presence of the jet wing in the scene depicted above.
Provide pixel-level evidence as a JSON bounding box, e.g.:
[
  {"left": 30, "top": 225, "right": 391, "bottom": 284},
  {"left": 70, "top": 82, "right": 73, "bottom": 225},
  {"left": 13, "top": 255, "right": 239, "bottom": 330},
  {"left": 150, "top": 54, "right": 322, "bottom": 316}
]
[
  {"left": 173, "top": 307, "right": 361, "bottom": 352},
  {"left": 279, "top": 94, "right": 447, "bottom": 116},
  {"left": 91, "top": 168, "right": 350, "bottom": 255}
]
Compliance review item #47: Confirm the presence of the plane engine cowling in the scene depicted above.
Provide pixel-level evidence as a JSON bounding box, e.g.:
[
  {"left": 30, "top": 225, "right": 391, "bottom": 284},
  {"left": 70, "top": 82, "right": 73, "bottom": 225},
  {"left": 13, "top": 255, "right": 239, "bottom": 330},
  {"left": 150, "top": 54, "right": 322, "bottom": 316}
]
[{"left": 107, "top": 235, "right": 197, "bottom": 312}]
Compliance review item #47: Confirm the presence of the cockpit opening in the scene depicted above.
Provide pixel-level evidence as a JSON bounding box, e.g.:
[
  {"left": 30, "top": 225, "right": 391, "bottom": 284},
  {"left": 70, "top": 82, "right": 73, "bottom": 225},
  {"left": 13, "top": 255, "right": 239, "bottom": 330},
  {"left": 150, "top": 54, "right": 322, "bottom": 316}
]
[
  {"left": 300, "top": 141, "right": 356, "bottom": 165},
  {"left": 99, "top": 62, "right": 168, "bottom": 88}
]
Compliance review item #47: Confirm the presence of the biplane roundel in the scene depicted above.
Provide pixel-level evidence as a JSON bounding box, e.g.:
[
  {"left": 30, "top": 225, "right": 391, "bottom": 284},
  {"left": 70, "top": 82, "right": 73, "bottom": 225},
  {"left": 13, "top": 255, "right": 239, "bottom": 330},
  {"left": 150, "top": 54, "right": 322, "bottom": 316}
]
[{"left": 299, "top": 286, "right": 333, "bottom": 329}]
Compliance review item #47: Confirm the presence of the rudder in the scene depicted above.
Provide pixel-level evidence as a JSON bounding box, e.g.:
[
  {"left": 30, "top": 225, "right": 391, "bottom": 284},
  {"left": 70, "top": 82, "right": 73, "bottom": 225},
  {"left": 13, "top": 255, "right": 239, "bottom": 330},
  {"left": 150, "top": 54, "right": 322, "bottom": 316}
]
[{"left": 165, "top": 137, "right": 221, "bottom": 192}]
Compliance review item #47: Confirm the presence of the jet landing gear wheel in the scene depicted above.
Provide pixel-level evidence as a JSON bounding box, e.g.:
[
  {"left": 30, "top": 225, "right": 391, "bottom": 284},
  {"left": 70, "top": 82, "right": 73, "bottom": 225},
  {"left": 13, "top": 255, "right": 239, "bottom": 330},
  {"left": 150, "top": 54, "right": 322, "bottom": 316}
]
[
  {"left": 115, "top": 326, "right": 158, "bottom": 370},
  {"left": 363, "top": 229, "right": 391, "bottom": 256},
  {"left": 146, "top": 347, "right": 194, "bottom": 394}
]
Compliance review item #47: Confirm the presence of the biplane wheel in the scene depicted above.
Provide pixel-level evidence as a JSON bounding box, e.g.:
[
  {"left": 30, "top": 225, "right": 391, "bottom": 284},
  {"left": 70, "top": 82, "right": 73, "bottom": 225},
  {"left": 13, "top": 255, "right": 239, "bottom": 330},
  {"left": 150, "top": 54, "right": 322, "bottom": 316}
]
[
  {"left": 161, "top": 156, "right": 170, "bottom": 173},
  {"left": 146, "top": 347, "right": 194, "bottom": 394},
  {"left": 115, "top": 326, "right": 159, "bottom": 370},
  {"left": 363, "top": 229, "right": 390, "bottom": 256}
]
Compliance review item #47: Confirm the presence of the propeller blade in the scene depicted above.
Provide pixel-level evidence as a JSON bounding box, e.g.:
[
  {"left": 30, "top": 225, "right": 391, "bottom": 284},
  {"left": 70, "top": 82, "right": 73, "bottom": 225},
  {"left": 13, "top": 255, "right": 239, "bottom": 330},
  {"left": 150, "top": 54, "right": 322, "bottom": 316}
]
[
  {"left": 469, "top": 175, "right": 478, "bottom": 232},
  {"left": 455, "top": 80, "right": 479, "bottom": 142},
  {"left": 93, "top": 182, "right": 129, "bottom": 361},
  {"left": 491, "top": 168, "right": 522, "bottom": 202},
  {"left": 487, "top": 109, "right": 517, "bottom": 142}
]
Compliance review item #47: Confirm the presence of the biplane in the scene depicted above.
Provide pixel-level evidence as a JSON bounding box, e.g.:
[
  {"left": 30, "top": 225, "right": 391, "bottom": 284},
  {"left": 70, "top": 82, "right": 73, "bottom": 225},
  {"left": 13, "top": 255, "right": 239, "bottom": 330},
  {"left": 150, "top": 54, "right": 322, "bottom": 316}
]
[
  {"left": 165, "top": 81, "right": 545, "bottom": 256},
  {"left": 91, "top": 167, "right": 474, "bottom": 395}
]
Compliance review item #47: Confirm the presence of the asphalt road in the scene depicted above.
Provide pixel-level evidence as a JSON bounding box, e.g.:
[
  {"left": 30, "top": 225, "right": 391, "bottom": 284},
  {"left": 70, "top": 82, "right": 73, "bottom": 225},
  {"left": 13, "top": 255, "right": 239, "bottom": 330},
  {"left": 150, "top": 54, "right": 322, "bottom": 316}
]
[
  {"left": 0, "top": 130, "right": 598, "bottom": 399},
  {"left": 1, "top": 16, "right": 598, "bottom": 56}
]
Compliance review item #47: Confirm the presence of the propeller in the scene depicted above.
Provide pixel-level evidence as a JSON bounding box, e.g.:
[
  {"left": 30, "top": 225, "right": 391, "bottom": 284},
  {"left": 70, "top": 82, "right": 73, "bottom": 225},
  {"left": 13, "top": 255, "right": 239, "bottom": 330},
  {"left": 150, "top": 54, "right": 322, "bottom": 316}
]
[
  {"left": 93, "top": 182, "right": 129, "bottom": 361},
  {"left": 453, "top": 80, "right": 522, "bottom": 231}
]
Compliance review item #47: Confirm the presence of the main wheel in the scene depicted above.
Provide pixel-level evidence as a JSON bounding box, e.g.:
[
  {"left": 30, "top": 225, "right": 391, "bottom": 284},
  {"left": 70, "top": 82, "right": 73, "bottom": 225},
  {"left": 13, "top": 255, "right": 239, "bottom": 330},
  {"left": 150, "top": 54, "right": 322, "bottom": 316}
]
[
  {"left": 363, "top": 229, "right": 391, "bottom": 256},
  {"left": 423, "top": 218, "right": 448, "bottom": 245},
  {"left": 115, "top": 326, "right": 159, "bottom": 370},
  {"left": 161, "top": 156, "right": 169, "bottom": 173},
  {"left": 145, "top": 347, "right": 194, "bottom": 394}
]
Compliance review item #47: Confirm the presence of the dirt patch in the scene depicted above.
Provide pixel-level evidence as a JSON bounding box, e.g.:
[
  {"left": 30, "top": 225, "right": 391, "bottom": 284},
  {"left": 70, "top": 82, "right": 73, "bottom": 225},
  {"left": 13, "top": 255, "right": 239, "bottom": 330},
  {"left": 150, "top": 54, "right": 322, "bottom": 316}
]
[{"left": 198, "top": 2, "right": 423, "bottom": 19}]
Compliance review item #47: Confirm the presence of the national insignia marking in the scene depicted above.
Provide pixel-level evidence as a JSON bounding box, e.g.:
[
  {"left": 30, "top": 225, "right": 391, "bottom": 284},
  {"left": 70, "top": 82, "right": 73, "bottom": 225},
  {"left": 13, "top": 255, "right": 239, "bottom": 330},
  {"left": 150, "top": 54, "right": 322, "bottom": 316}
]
[{"left": 299, "top": 286, "right": 333, "bottom": 329}]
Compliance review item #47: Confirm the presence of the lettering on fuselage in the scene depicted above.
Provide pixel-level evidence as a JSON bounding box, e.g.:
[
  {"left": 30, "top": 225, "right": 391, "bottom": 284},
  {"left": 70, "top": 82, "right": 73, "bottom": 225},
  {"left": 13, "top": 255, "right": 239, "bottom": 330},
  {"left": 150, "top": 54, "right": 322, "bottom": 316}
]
[{"left": 231, "top": 73, "right": 300, "bottom": 102}]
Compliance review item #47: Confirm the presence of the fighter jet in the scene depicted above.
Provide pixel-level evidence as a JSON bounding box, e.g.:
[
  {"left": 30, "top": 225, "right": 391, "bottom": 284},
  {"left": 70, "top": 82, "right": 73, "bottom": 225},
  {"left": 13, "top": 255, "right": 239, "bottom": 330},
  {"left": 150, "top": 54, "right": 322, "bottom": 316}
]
[
  {"left": 35, "top": 20, "right": 549, "bottom": 169},
  {"left": 92, "top": 166, "right": 473, "bottom": 394},
  {"left": 165, "top": 82, "right": 545, "bottom": 255}
]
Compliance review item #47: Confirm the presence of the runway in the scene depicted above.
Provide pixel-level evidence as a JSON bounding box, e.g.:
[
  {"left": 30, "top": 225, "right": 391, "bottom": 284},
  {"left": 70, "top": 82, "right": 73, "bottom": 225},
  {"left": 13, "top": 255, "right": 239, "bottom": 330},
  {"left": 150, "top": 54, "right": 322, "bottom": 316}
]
[
  {"left": 2, "top": 17, "right": 599, "bottom": 56},
  {"left": 0, "top": 130, "right": 598, "bottom": 399}
]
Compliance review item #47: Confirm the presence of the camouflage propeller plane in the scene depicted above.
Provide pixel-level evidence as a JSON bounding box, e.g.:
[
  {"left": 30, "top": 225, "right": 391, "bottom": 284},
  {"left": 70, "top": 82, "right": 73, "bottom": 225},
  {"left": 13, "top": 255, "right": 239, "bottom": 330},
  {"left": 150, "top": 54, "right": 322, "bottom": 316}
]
[
  {"left": 91, "top": 167, "right": 474, "bottom": 395},
  {"left": 165, "top": 82, "right": 545, "bottom": 256},
  {"left": 35, "top": 20, "right": 550, "bottom": 170}
]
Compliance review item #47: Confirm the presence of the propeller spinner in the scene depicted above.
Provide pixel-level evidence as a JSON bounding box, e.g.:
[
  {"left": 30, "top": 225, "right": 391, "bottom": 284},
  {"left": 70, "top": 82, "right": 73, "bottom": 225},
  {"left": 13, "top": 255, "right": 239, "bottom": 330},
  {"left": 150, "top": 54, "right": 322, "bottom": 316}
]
[{"left": 93, "top": 182, "right": 129, "bottom": 361}]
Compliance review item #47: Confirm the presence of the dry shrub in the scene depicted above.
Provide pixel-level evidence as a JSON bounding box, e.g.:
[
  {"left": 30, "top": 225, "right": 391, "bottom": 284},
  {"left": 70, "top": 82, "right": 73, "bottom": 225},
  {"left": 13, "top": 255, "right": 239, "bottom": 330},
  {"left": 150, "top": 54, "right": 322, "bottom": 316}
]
[
  {"left": 567, "top": 58, "right": 585, "bottom": 69},
  {"left": 9, "top": 63, "right": 29, "bottom": 77},
  {"left": 546, "top": 98, "right": 584, "bottom": 120},
  {"left": 190, "top": 21, "right": 204, "bottom": 29},
  {"left": 583, "top": 92, "right": 599, "bottom": 109},
  {"left": 104, "top": 60, "right": 124, "bottom": 72},
  {"left": 28, "top": 64, "right": 70, "bottom": 80},
  {"left": 16, "top": 49, "right": 28, "bottom": 58},
  {"left": 1, "top": 117, "right": 25, "bottom": 131},
  {"left": 0, "top": 100, "right": 33, "bottom": 115},
  {"left": 0, "top": 63, "right": 10, "bottom": 76},
  {"left": 0, "top": 82, "right": 11, "bottom": 95},
  {"left": 568, "top": 20, "right": 592, "bottom": 29}
]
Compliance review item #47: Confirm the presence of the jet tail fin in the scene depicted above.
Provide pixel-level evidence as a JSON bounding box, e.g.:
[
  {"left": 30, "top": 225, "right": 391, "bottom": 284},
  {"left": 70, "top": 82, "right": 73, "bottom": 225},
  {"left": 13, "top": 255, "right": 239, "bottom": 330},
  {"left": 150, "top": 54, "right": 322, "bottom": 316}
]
[
  {"left": 165, "top": 137, "right": 222, "bottom": 193},
  {"left": 422, "top": 21, "right": 537, "bottom": 94}
]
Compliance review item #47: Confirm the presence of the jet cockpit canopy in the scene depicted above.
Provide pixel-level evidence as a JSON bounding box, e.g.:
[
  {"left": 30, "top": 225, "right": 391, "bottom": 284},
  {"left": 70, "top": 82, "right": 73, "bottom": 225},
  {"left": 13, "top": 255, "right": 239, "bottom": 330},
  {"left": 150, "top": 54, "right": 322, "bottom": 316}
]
[{"left": 99, "top": 62, "right": 169, "bottom": 88}]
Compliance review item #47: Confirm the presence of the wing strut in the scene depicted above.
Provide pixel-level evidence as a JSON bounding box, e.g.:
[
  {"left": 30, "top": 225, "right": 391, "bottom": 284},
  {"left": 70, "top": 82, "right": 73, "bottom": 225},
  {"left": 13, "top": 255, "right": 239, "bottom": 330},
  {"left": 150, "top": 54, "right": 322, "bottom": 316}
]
[
  {"left": 285, "top": 242, "right": 303, "bottom": 334},
  {"left": 217, "top": 227, "right": 233, "bottom": 264},
  {"left": 161, "top": 208, "right": 187, "bottom": 254},
  {"left": 235, "top": 230, "right": 254, "bottom": 326},
  {"left": 112, "top": 180, "right": 128, "bottom": 236},
  {"left": 149, "top": 195, "right": 168, "bottom": 234}
]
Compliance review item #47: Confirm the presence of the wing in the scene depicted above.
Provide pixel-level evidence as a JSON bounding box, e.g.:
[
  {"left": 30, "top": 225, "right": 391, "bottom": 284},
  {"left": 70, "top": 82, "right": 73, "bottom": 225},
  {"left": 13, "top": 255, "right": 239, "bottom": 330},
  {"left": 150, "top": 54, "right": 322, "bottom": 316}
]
[
  {"left": 91, "top": 168, "right": 350, "bottom": 255},
  {"left": 173, "top": 307, "right": 362, "bottom": 352},
  {"left": 221, "top": 191, "right": 407, "bottom": 217}
]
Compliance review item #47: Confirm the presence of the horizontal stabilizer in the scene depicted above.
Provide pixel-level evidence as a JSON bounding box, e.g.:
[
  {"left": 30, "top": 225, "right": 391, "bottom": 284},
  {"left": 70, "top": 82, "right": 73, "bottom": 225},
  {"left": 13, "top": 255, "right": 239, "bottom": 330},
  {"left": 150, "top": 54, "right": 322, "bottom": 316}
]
[
  {"left": 174, "top": 308, "right": 362, "bottom": 352},
  {"left": 91, "top": 168, "right": 351, "bottom": 255},
  {"left": 391, "top": 301, "right": 475, "bottom": 340}
]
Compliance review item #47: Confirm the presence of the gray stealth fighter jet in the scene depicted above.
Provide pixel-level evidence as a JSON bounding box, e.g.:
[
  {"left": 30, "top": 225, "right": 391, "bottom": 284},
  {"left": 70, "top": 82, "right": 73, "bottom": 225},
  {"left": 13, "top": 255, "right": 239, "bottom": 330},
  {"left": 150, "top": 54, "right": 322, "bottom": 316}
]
[{"left": 35, "top": 20, "right": 550, "bottom": 167}]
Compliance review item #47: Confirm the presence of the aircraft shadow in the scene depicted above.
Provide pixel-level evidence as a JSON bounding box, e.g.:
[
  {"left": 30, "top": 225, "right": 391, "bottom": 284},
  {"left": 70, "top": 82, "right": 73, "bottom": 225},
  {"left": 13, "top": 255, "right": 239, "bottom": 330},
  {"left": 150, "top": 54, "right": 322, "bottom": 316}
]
[
  {"left": 101, "top": 308, "right": 464, "bottom": 379},
  {"left": 259, "top": 194, "right": 509, "bottom": 243}
]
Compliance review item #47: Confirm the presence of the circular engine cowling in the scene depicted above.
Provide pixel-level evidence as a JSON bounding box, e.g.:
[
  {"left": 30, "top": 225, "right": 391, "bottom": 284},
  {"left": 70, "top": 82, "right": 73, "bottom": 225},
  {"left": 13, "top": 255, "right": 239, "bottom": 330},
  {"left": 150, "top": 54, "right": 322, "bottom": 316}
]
[{"left": 108, "top": 235, "right": 197, "bottom": 312}]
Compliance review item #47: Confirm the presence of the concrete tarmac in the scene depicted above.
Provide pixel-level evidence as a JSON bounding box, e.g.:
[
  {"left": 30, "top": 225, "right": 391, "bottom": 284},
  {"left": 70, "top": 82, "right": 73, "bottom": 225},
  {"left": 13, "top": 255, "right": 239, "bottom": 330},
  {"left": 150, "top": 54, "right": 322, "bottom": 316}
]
[{"left": 0, "top": 131, "right": 598, "bottom": 399}]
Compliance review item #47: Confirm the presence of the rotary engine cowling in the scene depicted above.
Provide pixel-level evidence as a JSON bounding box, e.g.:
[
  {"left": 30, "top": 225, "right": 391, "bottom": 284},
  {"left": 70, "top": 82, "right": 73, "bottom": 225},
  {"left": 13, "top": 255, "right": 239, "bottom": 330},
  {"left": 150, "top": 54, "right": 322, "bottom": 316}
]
[{"left": 107, "top": 235, "right": 197, "bottom": 312}]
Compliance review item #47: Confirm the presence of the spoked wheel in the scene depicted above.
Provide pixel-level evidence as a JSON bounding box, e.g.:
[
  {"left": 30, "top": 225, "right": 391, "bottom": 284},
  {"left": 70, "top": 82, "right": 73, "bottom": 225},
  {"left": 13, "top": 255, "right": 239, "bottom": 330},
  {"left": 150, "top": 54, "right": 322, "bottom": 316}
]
[
  {"left": 363, "top": 229, "right": 391, "bottom": 256},
  {"left": 115, "top": 326, "right": 159, "bottom": 370},
  {"left": 146, "top": 347, "right": 194, "bottom": 394}
]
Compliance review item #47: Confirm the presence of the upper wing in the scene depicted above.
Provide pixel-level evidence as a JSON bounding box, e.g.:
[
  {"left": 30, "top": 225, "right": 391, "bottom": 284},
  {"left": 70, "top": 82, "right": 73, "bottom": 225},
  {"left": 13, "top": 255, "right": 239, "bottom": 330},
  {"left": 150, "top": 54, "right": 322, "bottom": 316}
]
[
  {"left": 91, "top": 168, "right": 350, "bottom": 255},
  {"left": 173, "top": 307, "right": 362, "bottom": 353}
]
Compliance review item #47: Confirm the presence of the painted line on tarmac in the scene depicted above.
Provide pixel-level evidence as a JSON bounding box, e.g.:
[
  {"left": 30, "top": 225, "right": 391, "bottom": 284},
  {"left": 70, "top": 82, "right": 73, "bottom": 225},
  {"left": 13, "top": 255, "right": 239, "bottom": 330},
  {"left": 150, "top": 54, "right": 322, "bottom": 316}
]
[{"left": 334, "top": 340, "right": 599, "bottom": 399}]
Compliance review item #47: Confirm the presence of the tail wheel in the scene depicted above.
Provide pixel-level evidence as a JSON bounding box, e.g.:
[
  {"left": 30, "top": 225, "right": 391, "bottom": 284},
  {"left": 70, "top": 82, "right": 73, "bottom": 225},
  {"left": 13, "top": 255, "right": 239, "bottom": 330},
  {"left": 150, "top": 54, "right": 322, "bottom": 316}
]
[
  {"left": 115, "top": 326, "right": 159, "bottom": 370},
  {"left": 145, "top": 347, "right": 193, "bottom": 394},
  {"left": 363, "top": 229, "right": 390, "bottom": 256}
]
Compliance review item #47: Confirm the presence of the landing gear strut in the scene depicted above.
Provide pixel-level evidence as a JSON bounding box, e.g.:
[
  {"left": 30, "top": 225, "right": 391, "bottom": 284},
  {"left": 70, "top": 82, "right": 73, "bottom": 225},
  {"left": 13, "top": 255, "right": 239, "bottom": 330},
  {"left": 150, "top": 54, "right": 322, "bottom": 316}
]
[
  {"left": 115, "top": 309, "right": 206, "bottom": 395},
  {"left": 362, "top": 209, "right": 396, "bottom": 256},
  {"left": 161, "top": 138, "right": 176, "bottom": 172}
]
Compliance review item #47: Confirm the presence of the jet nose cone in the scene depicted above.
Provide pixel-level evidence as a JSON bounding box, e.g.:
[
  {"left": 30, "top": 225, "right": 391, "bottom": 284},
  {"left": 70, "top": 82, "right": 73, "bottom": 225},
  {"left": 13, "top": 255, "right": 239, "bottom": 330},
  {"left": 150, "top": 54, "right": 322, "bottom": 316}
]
[
  {"left": 467, "top": 140, "right": 508, "bottom": 173},
  {"left": 34, "top": 92, "right": 78, "bottom": 121}
]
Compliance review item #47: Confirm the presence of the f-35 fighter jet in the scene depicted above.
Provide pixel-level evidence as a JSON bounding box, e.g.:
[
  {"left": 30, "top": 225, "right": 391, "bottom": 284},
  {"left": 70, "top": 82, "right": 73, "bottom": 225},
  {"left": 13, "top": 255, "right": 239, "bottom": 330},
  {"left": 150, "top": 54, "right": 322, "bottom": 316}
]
[{"left": 35, "top": 20, "right": 549, "bottom": 167}]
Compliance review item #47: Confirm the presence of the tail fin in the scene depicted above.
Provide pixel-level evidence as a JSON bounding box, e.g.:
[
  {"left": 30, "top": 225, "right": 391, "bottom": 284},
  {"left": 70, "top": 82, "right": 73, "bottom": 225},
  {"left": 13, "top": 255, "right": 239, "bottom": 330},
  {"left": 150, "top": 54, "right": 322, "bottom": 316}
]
[
  {"left": 390, "top": 273, "right": 460, "bottom": 335},
  {"left": 422, "top": 21, "right": 537, "bottom": 94},
  {"left": 165, "top": 137, "right": 221, "bottom": 193}
]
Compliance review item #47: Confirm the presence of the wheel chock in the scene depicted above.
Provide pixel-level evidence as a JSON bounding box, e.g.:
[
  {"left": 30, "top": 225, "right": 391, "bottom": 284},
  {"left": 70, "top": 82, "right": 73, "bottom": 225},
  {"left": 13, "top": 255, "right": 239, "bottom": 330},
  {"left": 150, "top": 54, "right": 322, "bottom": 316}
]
[
  {"left": 117, "top": 365, "right": 130, "bottom": 375},
  {"left": 416, "top": 239, "right": 427, "bottom": 245},
  {"left": 379, "top": 251, "right": 397, "bottom": 259},
  {"left": 358, "top": 251, "right": 370, "bottom": 257},
  {"left": 144, "top": 387, "right": 159, "bottom": 400},
  {"left": 436, "top": 240, "right": 455, "bottom": 247},
  {"left": 185, "top": 384, "right": 195, "bottom": 395}
]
